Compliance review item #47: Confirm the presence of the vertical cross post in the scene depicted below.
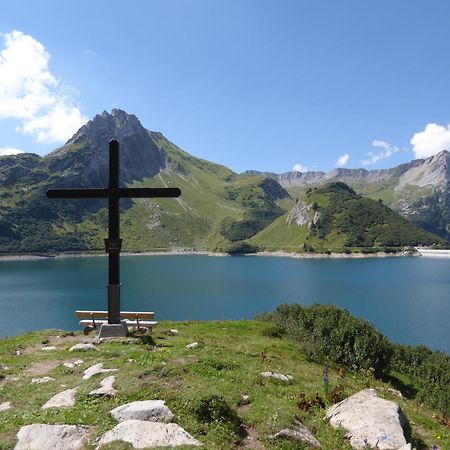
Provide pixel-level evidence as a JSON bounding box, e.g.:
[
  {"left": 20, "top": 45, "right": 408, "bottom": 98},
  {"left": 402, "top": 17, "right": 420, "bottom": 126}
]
[{"left": 107, "top": 140, "right": 121, "bottom": 324}]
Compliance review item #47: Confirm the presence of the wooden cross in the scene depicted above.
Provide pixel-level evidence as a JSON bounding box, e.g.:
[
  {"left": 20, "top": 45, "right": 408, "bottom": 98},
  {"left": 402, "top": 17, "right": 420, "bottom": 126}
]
[{"left": 46, "top": 139, "right": 181, "bottom": 324}]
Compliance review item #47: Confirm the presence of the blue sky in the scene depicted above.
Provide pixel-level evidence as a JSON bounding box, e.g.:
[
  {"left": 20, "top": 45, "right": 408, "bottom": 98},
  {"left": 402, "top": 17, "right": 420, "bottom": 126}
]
[{"left": 1, "top": 0, "right": 450, "bottom": 173}]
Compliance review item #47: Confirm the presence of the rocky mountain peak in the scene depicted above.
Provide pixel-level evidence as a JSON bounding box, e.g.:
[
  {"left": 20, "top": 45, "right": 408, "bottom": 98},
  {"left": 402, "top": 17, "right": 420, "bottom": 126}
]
[
  {"left": 47, "top": 109, "right": 167, "bottom": 187},
  {"left": 67, "top": 109, "right": 146, "bottom": 147}
]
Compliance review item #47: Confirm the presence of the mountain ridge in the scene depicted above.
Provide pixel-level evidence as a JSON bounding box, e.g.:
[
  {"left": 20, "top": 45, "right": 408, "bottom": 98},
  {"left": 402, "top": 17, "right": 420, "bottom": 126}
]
[{"left": 0, "top": 109, "right": 448, "bottom": 254}]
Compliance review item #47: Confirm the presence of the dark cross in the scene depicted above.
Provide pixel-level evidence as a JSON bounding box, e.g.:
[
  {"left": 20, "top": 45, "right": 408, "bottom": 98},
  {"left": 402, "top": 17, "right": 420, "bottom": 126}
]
[{"left": 46, "top": 139, "right": 181, "bottom": 324}]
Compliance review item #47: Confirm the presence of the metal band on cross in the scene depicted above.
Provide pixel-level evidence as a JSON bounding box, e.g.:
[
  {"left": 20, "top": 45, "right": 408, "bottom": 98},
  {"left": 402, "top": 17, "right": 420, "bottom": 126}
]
[{"left": 46, "top": 139, "right": 181, "bottom": 324}]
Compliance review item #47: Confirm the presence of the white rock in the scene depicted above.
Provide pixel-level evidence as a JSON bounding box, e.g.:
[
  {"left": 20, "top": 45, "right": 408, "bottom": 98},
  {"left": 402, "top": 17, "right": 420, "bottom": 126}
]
[
  {"left": 397, "top": 445, "right": 412, "bottom": 450},
  {"left": 96, "top": 420, "right": 202, "bottom": 448},
  {"left": 42, "top": 388, "right": 78, "bottom": 409},
  {"left": 261, "top": 371, "right": 294, "bottom": 382},
  {"left": 170, "top": 329, "right": 179, "bottom": 335},
  {"left": 269, "top": 420, "right": 321, "bottom": 447},
  {"left": 241, "top": 394, "right": 250, "bottom": 403},
  {"left": 63, "top": 359, "right": 84, "bottom": 368},
  {"left": 31, "top": 376, "right": 55, "bottom": 384},
  {"left": 110, "top": 400, "right": 175, "bottom": 423},
  {"left": 15, "top": 424, "right": 90, "bottom": 450},
  {"left": 0, "top": 402, "right": 11, "bottom": 411},
  {"left": 83, "top": 363, "right": 117, "bottom": 380},
  {"left": 41, "top": 346, "right": 57, "bottom": 351},
  {"left": 185, "top": 342, "right": 199, "bottom": 349},
  {"left": 326, "top": 389, "right": 408, "bottom": 449},
  {"left": 89, "top": 376, "right": 117, "bottom": 397},
  {"left": 69, "top": 343, "right": 98, "bottom": 352}
]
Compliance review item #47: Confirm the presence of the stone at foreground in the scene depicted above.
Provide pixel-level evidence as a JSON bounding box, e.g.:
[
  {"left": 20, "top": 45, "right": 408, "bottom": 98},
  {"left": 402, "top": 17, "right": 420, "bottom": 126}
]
[
  {"left": 326, "top": 388, "right": 408, "bottom": 449},
  {"left": 42, "top": 388, "right": 77, "bottom": 409},
  {"left": 185, "top": 342, "right": 199, "bottom": 349},
  {"left": 15, "top": 424, "right": 90, "bottom": 450},
  {"left": 0, "top": 402, "right": 12, "bottom": 411},
  {"left": 261, "top": 371, "right": 293, "bottom": 382},
  {"left": 69, "top": 343, "right": 98, "bottom": 352},
  {"left": 83, "top": 363, "right": 117, "bottom": 380},
  {"left": 96, "top": 420, "right": 202, "bottom": 448},
  {"left": 31, "top": 376, "right": 55, "bottom": 384},
  {"left": 269, "top": 420, "right": 321, "bottom": 447},
  {"left": 110, "top": 400, "right": 175, "bottom": 423},
  {"left": 89, "top": 376, "right": 117, "bottom": 397}
]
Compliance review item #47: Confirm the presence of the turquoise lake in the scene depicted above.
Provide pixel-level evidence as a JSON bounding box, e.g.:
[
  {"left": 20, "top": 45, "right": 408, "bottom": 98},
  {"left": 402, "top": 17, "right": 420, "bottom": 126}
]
[{"left": 0, "top": 255, "right": 449, "bottom": 353}]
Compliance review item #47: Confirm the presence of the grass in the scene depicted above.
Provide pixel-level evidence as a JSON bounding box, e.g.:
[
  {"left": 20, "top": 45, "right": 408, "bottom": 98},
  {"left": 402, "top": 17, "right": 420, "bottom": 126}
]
[{"left": 0, "top": 322, "right": 448, "bottom": 449}]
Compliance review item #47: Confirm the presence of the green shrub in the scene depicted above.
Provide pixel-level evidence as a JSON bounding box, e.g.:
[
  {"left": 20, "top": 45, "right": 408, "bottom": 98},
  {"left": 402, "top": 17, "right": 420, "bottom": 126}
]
[
  {"left": 391, "top": 344, "right": 450, "bottom": 415},
  {"left": 193, "top": 395, "right": 239, "bottom": 425},
  {"left": 268, "top": 303, "right": 392, "bottom": 376}
]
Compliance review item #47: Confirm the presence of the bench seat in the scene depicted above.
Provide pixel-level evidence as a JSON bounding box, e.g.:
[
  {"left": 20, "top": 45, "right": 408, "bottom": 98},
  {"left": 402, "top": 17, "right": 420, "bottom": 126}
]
[
  {"left": 76, "top": 310, "right": 155, "bottom": 320},
  {"left": 79, "top": 319, "right": 158, "bottom": 328}
]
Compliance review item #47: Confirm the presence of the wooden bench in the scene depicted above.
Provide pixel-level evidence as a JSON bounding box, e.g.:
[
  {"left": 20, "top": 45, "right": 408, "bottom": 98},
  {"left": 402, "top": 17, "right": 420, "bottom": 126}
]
[{"left": 76, "top": 310, "right": 157, "bottom": 334}]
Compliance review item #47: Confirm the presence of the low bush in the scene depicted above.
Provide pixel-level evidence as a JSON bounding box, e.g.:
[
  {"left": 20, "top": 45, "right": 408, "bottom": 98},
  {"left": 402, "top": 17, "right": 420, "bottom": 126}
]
[
  {"left": 193, "top": 394, "right": 239, "bottom": 425},
  {"left": 266, "top": 303, "right": 392, "bottom": 377},
  {"left": 391, "top": 344, "right": 450, "bottom": 415}
]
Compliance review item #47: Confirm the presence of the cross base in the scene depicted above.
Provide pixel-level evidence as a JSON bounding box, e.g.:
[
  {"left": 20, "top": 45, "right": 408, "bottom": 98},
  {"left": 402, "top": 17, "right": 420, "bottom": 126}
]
[{"left": 98, "top": 321, "right": 128, "bottom": 338}]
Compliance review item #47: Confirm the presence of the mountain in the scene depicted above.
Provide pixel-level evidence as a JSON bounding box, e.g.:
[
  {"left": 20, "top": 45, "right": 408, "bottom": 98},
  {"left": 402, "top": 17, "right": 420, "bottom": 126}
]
[
  {"left": 0, "top": 109, "right": 447, "bottom": 255},
  {"left": 0, "top": 109, "right": 291, "bottom": 254},
  {"left": 246, "top": 151, "right": 450, "bottom": 240},
  {"left": 250, "top": 182, "right": 446, "bottom": 252}
]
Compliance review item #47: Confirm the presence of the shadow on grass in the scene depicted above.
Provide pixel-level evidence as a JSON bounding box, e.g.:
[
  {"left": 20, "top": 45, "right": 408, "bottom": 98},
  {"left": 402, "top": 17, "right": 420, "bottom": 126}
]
[{"left": 382, "top": 373, "right": 418, "bottom": 399}]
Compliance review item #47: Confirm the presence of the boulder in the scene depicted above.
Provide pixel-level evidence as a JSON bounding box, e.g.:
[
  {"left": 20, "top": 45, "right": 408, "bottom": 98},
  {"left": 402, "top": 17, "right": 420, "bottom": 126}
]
[
  {"left": 326, "top": 389, "right": 408, "bottom": 449},
  {"left": 83, "top": 363, "right": 117, "bottom": 380},
  {"left": 110, "top": 400, "right": 174, "bottom": 423},
  {"left": 15, "top": 424, "right": 90, "bottom": 450},
  {"left": 63, "top": 359, "right": 84, "bottom": 368},
  {"left": 186, "top": 342, "right": 199, "bottom": 349},
  {"left": 31, "top": 377, "right": 55, "bottom": 384},
  {"left": 42, "top": 388, "right": 77, "bottom": 409},
  {"left": 69, "top": 343, "right": 98, "bottom": 352},
  {"left": 269, "top": 420, "right": 321, "bottom": 447},
  {"left": 89, "top": 376, "right": 117, "bottom": 397},
  {"left": 261, "top": 371, "right": 293, "bottom": 382},
  {"left": 96, "top": 420, "right": 202, "bottom": 448}
]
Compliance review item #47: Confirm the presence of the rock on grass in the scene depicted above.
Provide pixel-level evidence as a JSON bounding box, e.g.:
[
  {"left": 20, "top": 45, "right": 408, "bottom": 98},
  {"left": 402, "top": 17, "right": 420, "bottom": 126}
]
[{"left": 96, "top": 420, "right": 202, "bottom": 448}]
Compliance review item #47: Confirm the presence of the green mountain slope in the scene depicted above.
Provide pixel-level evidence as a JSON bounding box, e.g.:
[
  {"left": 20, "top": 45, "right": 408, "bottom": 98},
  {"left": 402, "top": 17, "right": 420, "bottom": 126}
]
[
  {"left": 0, "top": 110, "right": 291, "bottom": 254},
  {"left": 0, "top": 109, "right": 447, "bottom": 255},
  {"left": 250, "top": 182, "right": 447, "bottom": 253}
]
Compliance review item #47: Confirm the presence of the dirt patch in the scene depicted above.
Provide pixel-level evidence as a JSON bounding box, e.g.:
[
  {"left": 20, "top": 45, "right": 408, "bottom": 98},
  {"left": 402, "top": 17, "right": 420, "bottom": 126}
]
[
  {"left": 171, "top": 356, "right": 198, "bottom": 366},
  {"left": 239, "top": 423, "right": 266, "bottom": 449},
  {"left": 47, "top": 333, "right": 81, "bottom": 346},
  {"left": 26, "top": 360, "right": 60, "bottom": 376}
]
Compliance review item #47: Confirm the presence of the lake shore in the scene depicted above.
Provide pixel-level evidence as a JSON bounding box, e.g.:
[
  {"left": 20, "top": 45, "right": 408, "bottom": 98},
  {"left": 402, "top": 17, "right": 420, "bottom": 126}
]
[{"left": 0, "top": 248, "right": 417, "bottom": 261}]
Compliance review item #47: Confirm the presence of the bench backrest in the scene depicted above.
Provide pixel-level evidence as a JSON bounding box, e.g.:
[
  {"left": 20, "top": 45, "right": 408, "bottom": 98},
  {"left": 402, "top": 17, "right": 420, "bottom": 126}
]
[{"left": 76, "top": 310, "right": 155, "bottom": 320}]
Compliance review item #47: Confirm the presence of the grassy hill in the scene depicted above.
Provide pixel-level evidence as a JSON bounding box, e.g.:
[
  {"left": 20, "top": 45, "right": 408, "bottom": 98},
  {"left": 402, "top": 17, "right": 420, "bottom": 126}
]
[
  {"left": 0, "top": 314, "right": 447, "bottom": 449},
  {"left": 250, "top": 182, "right": 447, "bottom": 253},
  {"left": 0, "top": 131, "right": 291, "bottom": 254}
]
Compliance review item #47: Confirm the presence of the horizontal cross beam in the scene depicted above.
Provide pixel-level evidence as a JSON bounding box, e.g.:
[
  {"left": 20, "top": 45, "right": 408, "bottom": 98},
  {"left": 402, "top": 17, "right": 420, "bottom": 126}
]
[{"left": 46, "top": 187, "right": 181, "bottom": 199}]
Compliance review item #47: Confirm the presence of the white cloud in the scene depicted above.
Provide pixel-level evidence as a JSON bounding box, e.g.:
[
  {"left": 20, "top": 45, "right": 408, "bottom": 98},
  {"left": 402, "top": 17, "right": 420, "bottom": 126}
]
[
  {"left": 292, "top": 163, "right": 309, "bottom": 172},
  {"left": 361, "top": 140, "right": 400, "bottom": 166},
  {"left": 335, "top": 153, "right": 349, "bottom": 167},
  {"left": 0, "top": 146, "right": 24, "bottom": 156},
  {"left": 410, "top": 123, "right": 450, "bottom": 159},
  {"left": 0, "top": 30, "right": 87, "bottom": 144}
]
